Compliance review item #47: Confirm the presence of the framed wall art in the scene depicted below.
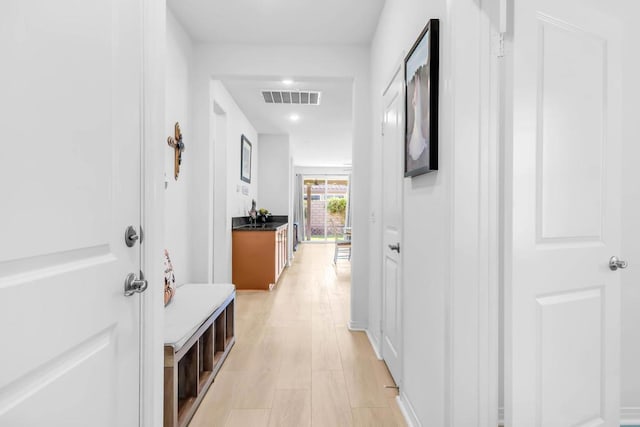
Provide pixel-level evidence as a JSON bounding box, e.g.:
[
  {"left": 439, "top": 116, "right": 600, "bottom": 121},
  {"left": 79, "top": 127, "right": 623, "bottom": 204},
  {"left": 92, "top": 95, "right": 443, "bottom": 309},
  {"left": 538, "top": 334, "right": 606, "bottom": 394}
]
[
  {"left": 404, "top": 18, "right": 439, "bottom": 177},
  {"left": 240, "top": 134, "right": 252, "bottom": 183}
]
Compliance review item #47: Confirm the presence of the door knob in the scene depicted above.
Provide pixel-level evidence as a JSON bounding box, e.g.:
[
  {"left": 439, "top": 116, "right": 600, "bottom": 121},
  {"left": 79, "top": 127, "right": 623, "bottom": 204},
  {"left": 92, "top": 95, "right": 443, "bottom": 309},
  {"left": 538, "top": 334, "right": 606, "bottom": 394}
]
[
  {"left": 124, "top": 272, "right": 148, "bottom": 296},
  {"left": 388, "top": 243, "right": 400, "bottom": 253},
  {"left": 609, "top": 256, "right": 628, "bottom": 271}
]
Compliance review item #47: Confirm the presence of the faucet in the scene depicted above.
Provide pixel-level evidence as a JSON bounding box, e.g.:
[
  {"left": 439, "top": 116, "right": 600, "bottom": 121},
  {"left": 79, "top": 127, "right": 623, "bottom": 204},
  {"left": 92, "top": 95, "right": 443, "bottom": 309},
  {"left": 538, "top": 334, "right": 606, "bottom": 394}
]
[{"left": 248, "top": 199, "right": 257, "bottom": 227}]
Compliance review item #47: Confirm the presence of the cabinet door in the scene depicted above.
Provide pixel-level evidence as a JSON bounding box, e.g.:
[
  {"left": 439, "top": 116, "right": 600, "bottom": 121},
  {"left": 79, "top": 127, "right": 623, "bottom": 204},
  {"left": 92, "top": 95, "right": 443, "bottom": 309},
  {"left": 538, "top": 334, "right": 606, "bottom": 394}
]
[{"left": 275, "top": 230, "right": 280, "bottom": 281}]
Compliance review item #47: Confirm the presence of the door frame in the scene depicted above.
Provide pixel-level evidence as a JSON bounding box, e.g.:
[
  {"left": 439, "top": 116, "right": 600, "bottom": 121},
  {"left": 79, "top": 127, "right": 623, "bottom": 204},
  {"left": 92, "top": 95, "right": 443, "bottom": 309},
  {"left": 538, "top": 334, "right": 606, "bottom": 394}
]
[
  {"left": 379, "top": 57, "right": 405, "bottom": 387},
  {"left": 140, "top": 0, "right": 166, "bottom": 425},
  {"left": 484, "top": 0, "right": 503, "bottom": 423},
  {"left": 445, "top": 0, "right": 502, "bottom": 424}
]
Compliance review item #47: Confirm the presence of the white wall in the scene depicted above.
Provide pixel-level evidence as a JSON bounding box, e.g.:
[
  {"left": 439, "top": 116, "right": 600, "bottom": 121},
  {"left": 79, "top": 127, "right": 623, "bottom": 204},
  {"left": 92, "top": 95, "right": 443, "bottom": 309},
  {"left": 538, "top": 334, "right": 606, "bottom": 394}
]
[
  {"left": 294, "top": 166, "right": 352, "bottom": 176},
  {"left": 369, "top": 0, "right": 495, "bottom": 425},
  {"left": 165, "top": 14, "right": 260, "bottom": 285},
  {"left": 164, "top": 10, "right": 194, "bottom": 284},
  {"left": 208, "top": 80, "right": 259, "bottom": 283},
  {"left": 192, "top": 44, "right": 371, "bottom": 327},
  {"left": 216, "top": 83, "right": 259, "bottom": 219},
  {"left": 258, "top": 134, "right": 294, "bottom": 263},
  {"left": 258, "top": 134, "right": 291, "bottom": 215},
  {"left": 370, "top": 3, "right": 447, "bottom": 423},
  {"left": 621, "top": 5, "right": 640, "bottom": 417}
]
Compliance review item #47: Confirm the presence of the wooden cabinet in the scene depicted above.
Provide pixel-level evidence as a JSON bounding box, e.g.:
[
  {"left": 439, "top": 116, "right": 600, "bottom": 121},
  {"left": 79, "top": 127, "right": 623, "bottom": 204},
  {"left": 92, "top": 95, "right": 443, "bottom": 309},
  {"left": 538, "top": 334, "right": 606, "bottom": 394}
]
[
  {"left": 275, "top": 225, "right": 288, "bottom": 282},
  {"left": 232, "top": 224, "right": 288, "bottom": 290}
]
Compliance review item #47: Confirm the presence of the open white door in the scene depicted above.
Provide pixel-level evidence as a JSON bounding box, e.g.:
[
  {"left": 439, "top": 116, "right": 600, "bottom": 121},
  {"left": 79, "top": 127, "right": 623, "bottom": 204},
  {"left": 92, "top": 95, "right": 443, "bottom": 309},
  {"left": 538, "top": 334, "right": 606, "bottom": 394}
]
[
  {"left": 507, "top": 0, "right": 624, "bottom": 425},
  {"left": 381, "top": 64, "right": 404, "bottom": 385},
  {"left": 0, "top": 0, "right": 144, "bottom": 425}
]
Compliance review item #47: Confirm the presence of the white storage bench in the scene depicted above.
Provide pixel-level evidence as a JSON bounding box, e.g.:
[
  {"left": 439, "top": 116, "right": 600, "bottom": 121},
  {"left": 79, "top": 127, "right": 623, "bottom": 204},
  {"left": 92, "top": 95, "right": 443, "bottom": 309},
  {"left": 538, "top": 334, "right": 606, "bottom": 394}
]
[{"left": 163, "top": 283, "right": 236, "bottom": 427}]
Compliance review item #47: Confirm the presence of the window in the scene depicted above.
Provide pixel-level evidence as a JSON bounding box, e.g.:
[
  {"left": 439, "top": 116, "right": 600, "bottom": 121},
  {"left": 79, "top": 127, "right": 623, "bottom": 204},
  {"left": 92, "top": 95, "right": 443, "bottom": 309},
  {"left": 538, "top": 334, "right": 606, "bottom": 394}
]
[{"left": 301, "top": 176, "right": 349, "bottom": 241}]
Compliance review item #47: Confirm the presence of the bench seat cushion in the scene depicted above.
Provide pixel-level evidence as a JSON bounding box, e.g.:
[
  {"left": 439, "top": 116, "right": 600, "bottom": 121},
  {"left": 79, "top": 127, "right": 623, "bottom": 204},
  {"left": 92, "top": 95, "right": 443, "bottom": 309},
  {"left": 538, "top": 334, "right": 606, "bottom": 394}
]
[{"left": 164, "top": 283, "right": 235, "bottom": 350}]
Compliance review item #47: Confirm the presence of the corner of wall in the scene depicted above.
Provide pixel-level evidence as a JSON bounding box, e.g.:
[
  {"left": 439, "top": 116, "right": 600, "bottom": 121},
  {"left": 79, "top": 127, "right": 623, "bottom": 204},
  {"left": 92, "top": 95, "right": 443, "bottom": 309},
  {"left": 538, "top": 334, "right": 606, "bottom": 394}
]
[{"left": 165, "top": 8, "right": 195, "bottom": 283}]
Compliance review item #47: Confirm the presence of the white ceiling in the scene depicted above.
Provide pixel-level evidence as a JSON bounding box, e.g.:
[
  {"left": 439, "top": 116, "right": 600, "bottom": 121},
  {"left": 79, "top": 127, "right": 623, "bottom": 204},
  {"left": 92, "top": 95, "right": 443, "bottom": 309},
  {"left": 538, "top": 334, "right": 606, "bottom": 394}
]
[
  {"left": 221, "top": 77, "right": 353, "bottom": 167},
  {"left": 168, "top": 0, "right": 381, "bottom": 166},
  {"left": 167, "top": 0, "right": 385, "bottom": 44}
]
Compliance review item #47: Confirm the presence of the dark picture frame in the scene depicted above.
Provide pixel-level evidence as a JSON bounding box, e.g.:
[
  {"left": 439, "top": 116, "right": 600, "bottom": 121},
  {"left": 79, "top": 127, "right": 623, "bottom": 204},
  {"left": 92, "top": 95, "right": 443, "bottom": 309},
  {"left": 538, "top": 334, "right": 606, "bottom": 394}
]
[
  {"left": 240, "top": 134, "right": 252, "bottom": 183},
  {"left": 404, "top": 18, "right": 439, "bottom": 177}
]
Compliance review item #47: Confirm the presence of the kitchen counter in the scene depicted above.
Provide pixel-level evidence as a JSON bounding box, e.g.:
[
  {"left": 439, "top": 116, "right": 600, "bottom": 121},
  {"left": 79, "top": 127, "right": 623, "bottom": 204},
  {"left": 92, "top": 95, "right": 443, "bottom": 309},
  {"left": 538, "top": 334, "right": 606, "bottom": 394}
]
[
  {"left": 232, "top": 222, "right": 287, "bottom": 231},
  {"left": 232, "top": 222, "right": 289, "bottom": 290}
]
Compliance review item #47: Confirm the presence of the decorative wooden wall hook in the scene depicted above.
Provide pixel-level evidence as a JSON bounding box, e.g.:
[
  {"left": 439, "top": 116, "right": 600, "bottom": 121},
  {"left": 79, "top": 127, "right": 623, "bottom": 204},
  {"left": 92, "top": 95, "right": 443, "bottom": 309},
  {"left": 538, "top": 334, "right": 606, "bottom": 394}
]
[{"left": 167, "top": 122, "right": 185, "bottom": 180}]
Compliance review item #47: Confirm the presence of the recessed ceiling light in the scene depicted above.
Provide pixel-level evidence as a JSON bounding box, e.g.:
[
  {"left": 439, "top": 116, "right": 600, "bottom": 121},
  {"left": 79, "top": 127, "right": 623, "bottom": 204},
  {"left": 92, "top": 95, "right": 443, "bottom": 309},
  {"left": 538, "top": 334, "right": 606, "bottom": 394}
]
[
  {"left": 282, "top": 79, "right": 294, "bottom": 85},
  {"left": 289, "top": 114, "right": 300, "bottom": 122}
]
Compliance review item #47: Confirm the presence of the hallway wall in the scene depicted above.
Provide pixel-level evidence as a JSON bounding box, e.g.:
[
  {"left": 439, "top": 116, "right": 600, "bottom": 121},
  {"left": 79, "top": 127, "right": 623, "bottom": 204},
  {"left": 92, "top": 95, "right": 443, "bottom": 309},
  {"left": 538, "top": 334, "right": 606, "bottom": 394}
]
[
  {"left": 166, "top": 12, "right": 260, "bottom": 284},
  {"left": 192, "top": 44, "right": 372, "bottom": 327},
  {"left": 258, "top": 133, "right": 294, "bottom": 264},
  {"left": 208, "top": 80, "right": 259, "bottom": 283},
  {"left": 370, "top": 2, "right": 448, "bottom": 422},
  {"left": 165, "top": 10, "right": 194, "bottom": 283},
  {"left": 369, "top": 0, "right": 495, "bottom": 425},
  {"left": 257, "top": 134, "right": 291, "bottom": 217}
]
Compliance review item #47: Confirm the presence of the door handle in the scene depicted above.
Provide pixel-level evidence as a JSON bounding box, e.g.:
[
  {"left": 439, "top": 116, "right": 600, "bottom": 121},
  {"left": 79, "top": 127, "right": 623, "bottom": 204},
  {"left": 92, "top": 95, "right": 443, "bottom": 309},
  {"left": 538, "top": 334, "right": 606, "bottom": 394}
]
[
  {"left": 124, "top": 272, "right": 148, "bottom": 296},
  {"left": 388, "top": 243, "right": 400, "bottom": 253},
  {"left": 609, "top": 256, "right": 628, "bottom": 271}
]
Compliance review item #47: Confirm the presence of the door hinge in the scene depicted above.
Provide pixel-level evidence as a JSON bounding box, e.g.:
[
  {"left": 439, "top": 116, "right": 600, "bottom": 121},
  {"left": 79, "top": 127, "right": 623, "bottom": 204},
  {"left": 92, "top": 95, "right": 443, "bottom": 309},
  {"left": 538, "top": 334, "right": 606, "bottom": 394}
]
[
  {"left": 495, "top": 32, "right": 505, "bottom": 58},
  {"left": 381, "top": 122, "right": 385, "bottom": 136}
]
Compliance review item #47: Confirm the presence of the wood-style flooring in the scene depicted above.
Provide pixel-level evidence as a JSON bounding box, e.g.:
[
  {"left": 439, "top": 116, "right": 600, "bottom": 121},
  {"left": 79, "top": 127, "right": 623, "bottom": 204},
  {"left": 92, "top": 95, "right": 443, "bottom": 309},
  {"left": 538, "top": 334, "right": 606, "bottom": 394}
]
[{"left": 189, "top": 243, "right": 406, "bottom": 427}]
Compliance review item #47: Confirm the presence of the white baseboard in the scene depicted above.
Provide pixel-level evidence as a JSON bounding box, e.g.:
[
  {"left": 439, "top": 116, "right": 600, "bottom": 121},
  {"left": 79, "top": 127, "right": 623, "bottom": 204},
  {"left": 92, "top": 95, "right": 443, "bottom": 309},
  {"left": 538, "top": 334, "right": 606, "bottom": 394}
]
[
  {"left": 621, "top": 407, "right": 640, "bottom": 425},
  {"left": 348, "top": 320, "right": 367, "bottom": 331},
  {"left": 396, "top": 392, "right": 421, "bottom": 427},
  {"left": 365, "top": 330, "right": 383, "bottom": 360},
  {"left": 495, "top": 406, "right": 639, "bottom": 425}
]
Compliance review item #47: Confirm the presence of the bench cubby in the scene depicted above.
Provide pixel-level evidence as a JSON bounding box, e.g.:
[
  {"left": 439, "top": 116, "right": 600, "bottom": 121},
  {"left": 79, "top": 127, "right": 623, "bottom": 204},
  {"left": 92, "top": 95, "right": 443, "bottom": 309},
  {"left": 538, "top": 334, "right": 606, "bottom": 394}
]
[{"left": 164, "top": 284, "right": 235, "bottom": 427}]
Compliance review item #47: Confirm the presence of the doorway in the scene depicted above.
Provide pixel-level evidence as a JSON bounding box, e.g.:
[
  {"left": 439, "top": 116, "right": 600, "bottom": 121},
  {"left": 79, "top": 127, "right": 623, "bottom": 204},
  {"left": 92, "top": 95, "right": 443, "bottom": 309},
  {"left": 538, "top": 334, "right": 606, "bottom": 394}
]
[
  {"left": 302, "top": 176, "right": 350, "bottom": 242},
  {"left": 380, "top": 61, "right": 404, "bottom": 387}
]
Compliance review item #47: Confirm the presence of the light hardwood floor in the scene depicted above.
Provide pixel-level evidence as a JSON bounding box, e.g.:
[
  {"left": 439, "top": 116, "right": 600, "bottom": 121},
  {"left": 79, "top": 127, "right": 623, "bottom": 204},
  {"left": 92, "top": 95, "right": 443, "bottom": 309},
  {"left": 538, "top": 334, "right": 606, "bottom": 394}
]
[{"left": 189, "top": 243, "right": 406, "bottom": 427}]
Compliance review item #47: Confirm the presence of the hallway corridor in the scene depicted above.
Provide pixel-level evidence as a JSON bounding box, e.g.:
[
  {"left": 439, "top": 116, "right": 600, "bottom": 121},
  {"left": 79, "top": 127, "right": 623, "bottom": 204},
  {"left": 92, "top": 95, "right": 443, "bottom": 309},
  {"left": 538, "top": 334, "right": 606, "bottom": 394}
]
[{"left": 189, "top": 244, "right": 406, "bottom": 426}]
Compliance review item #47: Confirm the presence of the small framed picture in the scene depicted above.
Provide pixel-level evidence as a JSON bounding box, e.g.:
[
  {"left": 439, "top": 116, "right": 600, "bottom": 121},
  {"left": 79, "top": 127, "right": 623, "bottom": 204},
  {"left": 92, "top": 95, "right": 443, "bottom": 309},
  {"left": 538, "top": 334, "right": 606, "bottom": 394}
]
[
  {"left": 240, "top": 134, "right": 252, "bottom": 183},
  {"left": 405, "top": 18, "right": 440, "bottom": 177}
]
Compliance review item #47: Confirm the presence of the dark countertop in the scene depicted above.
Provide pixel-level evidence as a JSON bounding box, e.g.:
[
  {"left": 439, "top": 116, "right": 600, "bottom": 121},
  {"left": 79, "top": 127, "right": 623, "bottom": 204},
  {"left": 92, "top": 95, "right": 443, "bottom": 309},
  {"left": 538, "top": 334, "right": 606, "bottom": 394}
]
[
  {"left": 232, "top": 215, "right": 288, "bottom": 228},
  {"left": 232, "top": 222, "right": 288, "bottom": 232}
]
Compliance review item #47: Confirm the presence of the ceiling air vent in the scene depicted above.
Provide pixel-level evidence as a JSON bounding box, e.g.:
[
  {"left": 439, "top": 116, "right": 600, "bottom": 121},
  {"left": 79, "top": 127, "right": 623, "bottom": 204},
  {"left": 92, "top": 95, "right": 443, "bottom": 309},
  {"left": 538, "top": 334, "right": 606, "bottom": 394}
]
[{"left": 262, "top": 90, "right": 321, "bottom": 105}]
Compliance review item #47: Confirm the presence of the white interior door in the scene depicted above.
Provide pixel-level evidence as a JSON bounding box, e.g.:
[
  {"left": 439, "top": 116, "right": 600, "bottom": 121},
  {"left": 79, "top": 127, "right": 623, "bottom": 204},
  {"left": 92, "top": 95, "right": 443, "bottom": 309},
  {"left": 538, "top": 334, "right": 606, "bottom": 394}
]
[
  {"left": 381, "top": 65, "right": 404, "bottom": 384},
  {"left": 0, "top": 0, "right": 144, "bottom": 425},
  {"left": 507, "top": 1, "right": 623, "bottom": 425}
]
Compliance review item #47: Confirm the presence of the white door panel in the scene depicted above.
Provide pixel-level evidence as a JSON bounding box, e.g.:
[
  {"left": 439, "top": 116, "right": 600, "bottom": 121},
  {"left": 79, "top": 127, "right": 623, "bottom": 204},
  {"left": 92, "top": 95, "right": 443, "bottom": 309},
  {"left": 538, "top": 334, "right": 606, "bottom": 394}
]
[
  {"left": 381, "top": 66, "right": 404, "bottom": 384},
  {"left": 508, "top": 1, "right": 622, "bottom": 425},
  {"left": 383, "top": 248, "right": 400, "bottom": 359},
  {"left": 536, "top": 15, "right": 608, "bottom": 243},
  {"left": 0, "top": 0, "right": 143, "bottom": 425}
]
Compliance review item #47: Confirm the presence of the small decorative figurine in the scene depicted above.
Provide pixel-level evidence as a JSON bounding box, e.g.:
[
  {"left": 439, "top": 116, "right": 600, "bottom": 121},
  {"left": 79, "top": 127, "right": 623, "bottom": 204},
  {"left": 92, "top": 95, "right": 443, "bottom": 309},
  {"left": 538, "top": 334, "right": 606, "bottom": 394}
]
[{"left": 167, "top": 122, "right": 185, "bottom": 180}]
